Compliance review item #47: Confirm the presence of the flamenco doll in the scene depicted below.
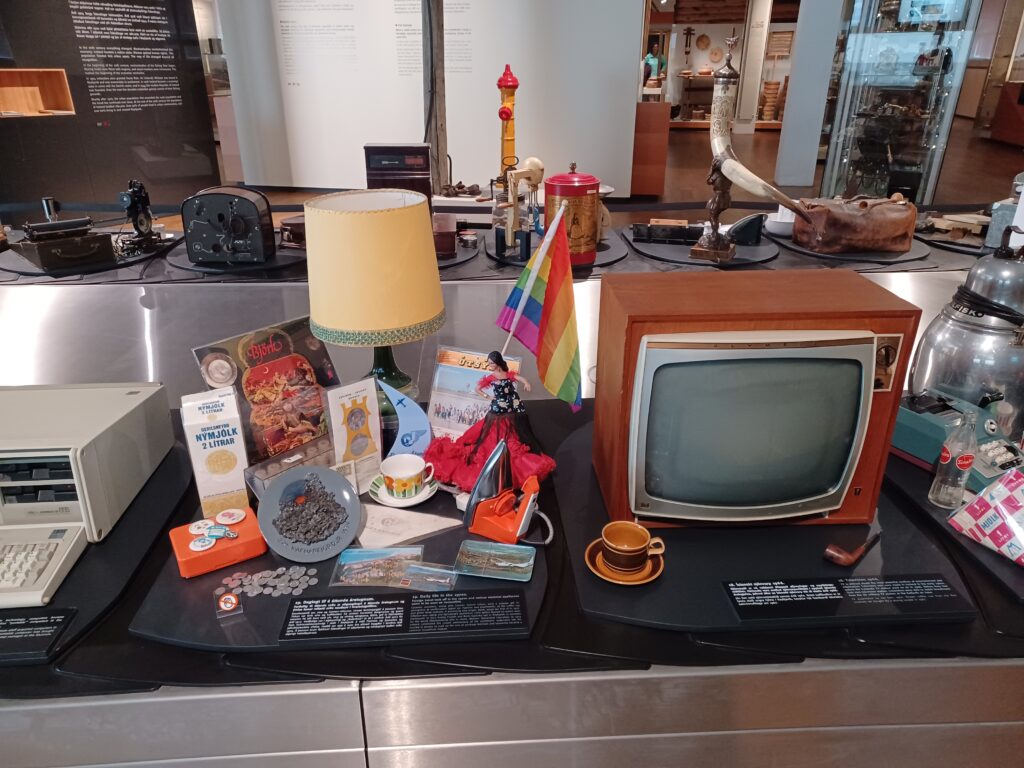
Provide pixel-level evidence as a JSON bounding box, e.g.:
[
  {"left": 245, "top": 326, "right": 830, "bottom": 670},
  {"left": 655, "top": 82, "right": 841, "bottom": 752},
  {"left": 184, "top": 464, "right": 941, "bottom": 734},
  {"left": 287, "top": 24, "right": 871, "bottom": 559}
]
[{"left": 425, "top": 351, "right": 556, "bottom": 492}]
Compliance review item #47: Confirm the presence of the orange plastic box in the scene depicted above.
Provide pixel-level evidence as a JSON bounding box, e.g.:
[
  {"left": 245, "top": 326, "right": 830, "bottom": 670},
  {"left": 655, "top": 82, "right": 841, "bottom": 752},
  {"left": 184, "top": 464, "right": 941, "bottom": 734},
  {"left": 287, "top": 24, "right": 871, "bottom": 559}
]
[{"left": 169, "top": 507, "right": 267, "bottom": 578}]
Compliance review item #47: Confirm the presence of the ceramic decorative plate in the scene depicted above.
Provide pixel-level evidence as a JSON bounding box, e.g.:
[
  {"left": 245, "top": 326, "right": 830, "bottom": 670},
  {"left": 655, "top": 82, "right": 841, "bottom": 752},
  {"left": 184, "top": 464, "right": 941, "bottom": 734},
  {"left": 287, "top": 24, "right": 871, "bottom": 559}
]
[
  {"left": 259, "top": 466, "right": 361, "bottom": 562},
  {"left": 709, "top": 46, "right": 724, "bottom": 63},
  {"left": 696, "top": 33, "right": 710, "bottom": 50}
]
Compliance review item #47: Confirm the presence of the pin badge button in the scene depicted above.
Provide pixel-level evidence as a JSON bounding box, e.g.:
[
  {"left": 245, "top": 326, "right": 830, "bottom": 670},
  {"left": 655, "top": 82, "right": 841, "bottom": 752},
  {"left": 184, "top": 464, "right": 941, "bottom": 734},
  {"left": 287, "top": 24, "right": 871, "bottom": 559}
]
[
  {"left": 215, "top": 508, "right": 247, "bottom": 525},
  {"left": 205, "top": 525, "right": 239, "bottom": 540},
  {"left": 189, "top": 519, "right": 215, "bottom": 535},
  {"left": 190, "top": 536, "right": 216, "bottom": 552}
]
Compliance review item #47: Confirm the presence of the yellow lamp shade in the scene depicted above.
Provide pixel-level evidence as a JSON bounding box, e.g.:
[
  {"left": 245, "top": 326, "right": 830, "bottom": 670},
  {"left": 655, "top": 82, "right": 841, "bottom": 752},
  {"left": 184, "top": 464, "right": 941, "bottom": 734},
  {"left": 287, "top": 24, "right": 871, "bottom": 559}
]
[{"left": 304, "top": 189, "right": 445, "bottom": 347}]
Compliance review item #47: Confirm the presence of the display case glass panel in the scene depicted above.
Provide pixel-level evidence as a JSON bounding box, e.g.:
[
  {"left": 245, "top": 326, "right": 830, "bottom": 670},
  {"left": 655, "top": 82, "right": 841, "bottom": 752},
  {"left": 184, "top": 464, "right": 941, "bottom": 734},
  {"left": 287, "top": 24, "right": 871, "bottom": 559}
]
[{"left": 820, "top": 0, "right": 981, "bottom": 204}]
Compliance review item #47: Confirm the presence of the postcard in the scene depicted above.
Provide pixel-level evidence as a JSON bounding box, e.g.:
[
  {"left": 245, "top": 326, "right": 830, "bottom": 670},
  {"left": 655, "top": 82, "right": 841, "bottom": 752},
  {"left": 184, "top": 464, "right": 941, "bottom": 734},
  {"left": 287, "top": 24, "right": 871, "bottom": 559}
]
[
  {"left": 391, "top": 561, "right": 457, "bottom": 592},
  {"left": 427, "top": 347, "right": 521, "bottom": 439},
  {"left": 330, "top": 547, "right": 424, "bottom": 587},
  {"left": 454, "top": 540, "right": 535, "bottom": 582}
]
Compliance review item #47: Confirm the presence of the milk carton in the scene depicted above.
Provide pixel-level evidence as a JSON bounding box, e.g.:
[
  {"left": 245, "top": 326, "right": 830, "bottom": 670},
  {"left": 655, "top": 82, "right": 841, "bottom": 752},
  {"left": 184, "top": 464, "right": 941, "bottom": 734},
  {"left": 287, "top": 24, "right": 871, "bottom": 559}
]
[{"left": 182, "top": 387, "right": 249, "bottom": 518}]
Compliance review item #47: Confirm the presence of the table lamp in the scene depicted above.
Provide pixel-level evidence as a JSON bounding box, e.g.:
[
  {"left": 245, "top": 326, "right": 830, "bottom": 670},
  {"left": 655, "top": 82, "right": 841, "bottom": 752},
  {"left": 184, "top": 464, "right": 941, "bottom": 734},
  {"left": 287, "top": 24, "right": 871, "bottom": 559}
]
[{"left": 304, "top": 189, "right": 445, "bottom": 398}]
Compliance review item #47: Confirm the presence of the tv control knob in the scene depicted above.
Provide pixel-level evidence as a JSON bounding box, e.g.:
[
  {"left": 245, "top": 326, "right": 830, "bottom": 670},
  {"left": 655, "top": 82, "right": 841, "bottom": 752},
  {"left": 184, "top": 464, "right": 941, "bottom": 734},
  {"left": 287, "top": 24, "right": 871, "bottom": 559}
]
[
  {"left": 229, "top": 215, "right": 246, "bottom": 237},
  {"left": 193, "top": 201, "right": 205, "bottom": 216}
]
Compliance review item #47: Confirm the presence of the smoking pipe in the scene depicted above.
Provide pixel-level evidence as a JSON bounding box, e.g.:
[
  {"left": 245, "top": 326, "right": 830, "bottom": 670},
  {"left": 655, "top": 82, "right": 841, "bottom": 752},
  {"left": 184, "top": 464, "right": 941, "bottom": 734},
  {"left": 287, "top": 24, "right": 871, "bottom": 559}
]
[{"left": 824, "top": 531, "right": 882, "bottom": 567}]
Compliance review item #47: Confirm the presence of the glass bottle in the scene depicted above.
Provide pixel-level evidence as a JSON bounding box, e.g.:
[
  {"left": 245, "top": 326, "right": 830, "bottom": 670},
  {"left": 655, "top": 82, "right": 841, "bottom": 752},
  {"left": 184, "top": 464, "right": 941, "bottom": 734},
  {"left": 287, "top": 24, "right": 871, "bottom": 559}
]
[{"left": 928, "top": 411, "right": 978, "bottom": 509}]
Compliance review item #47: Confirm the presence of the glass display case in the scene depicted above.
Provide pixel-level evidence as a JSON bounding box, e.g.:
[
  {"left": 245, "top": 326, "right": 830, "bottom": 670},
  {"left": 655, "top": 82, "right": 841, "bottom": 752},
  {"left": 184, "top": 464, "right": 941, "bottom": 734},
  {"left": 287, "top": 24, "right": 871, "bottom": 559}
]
[{"left": 820, "top": 0, "right": 981, "bottom": 204}]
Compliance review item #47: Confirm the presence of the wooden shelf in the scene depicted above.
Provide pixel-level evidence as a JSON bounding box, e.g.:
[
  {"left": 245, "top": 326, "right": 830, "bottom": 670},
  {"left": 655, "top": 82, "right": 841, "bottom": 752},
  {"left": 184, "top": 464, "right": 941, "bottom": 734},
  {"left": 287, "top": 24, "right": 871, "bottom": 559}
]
[{"left": 0, "top": 69, "right": 75, "bottom": 118}]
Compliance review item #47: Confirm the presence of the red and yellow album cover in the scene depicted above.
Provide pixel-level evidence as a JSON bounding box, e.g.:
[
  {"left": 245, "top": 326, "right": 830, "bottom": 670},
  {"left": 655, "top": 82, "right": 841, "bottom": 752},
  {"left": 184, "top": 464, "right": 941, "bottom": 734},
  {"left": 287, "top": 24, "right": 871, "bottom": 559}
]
[{"left": 193, "top": 317, "right": 339, "bottom": 463}]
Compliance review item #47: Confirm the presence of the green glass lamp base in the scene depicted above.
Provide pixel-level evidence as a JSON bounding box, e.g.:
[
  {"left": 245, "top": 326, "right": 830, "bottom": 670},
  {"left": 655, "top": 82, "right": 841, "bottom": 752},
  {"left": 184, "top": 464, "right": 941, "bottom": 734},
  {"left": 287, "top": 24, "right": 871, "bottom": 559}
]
[{"left": 365, "top": 345, "right": 419, "bottom": 443}]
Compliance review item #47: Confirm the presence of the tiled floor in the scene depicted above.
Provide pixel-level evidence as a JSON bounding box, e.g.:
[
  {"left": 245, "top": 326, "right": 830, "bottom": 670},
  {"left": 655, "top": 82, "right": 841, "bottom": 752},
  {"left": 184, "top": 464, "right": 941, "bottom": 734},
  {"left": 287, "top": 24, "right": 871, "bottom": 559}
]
[{"left": 657, "top": 116, "right": 1022, "bottom": 207}]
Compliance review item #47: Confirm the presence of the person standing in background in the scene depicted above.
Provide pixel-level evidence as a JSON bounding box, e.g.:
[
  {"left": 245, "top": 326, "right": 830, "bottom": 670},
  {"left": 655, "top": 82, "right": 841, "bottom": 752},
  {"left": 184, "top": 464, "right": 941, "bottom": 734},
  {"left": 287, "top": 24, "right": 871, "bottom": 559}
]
[{"left": 643, "top": 41, "right": 666, "bottom": 81}]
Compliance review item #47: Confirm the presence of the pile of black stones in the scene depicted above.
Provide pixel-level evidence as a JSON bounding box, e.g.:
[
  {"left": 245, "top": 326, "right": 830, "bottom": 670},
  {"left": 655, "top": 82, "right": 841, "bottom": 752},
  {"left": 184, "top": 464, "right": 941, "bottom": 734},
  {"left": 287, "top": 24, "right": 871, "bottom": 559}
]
[{"left": 273, "top": 473, "right": 347, "bottom": 544}]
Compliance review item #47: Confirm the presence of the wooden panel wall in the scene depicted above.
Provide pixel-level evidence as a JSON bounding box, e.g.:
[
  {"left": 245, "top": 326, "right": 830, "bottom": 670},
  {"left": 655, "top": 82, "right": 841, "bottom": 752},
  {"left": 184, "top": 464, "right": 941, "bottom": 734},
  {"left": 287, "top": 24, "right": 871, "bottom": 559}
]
[{"left": 673, "top": 0, "right": 799, "bottom": 24}]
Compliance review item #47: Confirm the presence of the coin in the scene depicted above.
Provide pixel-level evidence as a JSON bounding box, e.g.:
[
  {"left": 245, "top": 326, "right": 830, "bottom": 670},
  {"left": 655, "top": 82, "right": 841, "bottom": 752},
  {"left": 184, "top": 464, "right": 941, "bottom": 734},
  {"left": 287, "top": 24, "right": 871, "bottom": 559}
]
[
  {"left": 309, "top": 577, "right": 318, "bottom": 586},
  {"left": 293, "top": 588, "right": 304, "bottom": 596},
  {"left": 307, "top": 568, "right": 317, "bottom": 576},
  {"left": 282, "top": 587, "right": 293, "bottom": 595},
  {"left": 214, "top": 587, "right": 226, "bottom": 596},
  {"left": 276, "top": 567, "right": 286, "bottom": 575},
  {"left": 263, "top": 587, "right": 272, "bottom": 595},
  {"left": 231, "top": 587, "right": 242, "bottom": 595}
]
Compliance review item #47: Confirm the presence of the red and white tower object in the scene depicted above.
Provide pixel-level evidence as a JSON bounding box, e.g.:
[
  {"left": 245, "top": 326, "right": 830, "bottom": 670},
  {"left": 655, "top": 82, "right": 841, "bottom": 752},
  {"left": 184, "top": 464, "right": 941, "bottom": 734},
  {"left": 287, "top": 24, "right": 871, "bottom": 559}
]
[{"left": 497, "top": 64, "right": 519, "bottom": 181}]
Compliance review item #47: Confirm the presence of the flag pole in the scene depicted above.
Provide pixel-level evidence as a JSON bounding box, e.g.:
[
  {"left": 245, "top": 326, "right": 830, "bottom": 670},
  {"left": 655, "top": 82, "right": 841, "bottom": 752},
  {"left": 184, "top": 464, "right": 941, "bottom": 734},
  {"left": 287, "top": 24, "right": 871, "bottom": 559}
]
[{"left": 500, "top": 200, "right": 568, "bottom": 357}]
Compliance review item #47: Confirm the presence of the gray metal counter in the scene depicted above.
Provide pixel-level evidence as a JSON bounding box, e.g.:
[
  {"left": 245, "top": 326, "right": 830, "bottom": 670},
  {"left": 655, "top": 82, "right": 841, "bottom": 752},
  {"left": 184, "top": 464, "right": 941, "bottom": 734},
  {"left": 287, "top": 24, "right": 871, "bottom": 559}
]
[
  {"left": 362, "top": 661, "right": 1024, "bottom": 767},
  {"left": 5, "top": 271, "right": 1024, "bottom": 768},
  {"left": 0, "top": 272, "right": 963, "bottom": 401}
]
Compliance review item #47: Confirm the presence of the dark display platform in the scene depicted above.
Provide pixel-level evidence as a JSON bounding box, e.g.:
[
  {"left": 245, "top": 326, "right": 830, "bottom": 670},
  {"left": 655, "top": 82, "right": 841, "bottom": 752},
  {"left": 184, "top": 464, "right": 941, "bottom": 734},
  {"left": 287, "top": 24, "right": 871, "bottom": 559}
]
[
  {"left": 166, "top": 246, "right": 307, "bottom": 274},
  {"left": 130, "top": 490, "right": 548, "bottom": 652},
  {"left": 0, "top": 444, "right": 192, "bottom": 666},
  {"left": 884, "top": 458, "right": 1024, "bottom": 605},
  {"left": 621, "top": 227, "right": 779, "bottom": 268},
  {"left": 436, "top": 243, "right": 481, "bottom": 269},
  {"left": 15, "top": 401, "right": 1024, "bottom": 700},
  {"left": 483, "top": 229, "right": 629, "bottom": 270},
  {"left": 0, "top": 664, "right": 158, "bottom": 701},
  {"left": 0, "top": 235, "right": 180, "bottom": 278},
  {"left": 224, "top": 647, "right": 487, "bottom": 680},
  {"left": 763, "top": 232, "right": 931, "bottom": 265},
  {"left": 555, "top": 423, "right": 976, "bottom": 632},
  {"left": 55, "top": 479, "right": 325, "bottom": 690},
  {"left": 913, "top": 231, "right": 993, "bottom": 257}
]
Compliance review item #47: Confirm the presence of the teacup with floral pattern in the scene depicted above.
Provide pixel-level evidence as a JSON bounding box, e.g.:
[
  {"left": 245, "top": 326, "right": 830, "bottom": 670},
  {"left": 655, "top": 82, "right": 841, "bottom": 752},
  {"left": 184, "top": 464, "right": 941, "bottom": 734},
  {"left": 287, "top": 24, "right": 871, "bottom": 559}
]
[{"left": 380, "top": 454, "right": 435, "bottom": 500}]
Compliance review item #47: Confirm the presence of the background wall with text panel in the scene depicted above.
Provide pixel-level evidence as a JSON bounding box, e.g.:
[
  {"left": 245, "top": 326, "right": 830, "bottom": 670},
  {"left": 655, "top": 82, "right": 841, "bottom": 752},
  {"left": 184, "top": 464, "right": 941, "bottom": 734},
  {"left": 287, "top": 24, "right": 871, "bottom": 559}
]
[{"left": 219, "top": 0, "right": 644, "bottom": 193}]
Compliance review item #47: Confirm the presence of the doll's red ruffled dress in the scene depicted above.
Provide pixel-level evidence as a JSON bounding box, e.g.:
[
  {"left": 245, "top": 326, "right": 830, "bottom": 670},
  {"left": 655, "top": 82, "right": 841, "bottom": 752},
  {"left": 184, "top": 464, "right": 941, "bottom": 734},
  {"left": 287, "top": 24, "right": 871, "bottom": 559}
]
[{"left": 425, "top": 372, "right": 556, "bottom": 492}]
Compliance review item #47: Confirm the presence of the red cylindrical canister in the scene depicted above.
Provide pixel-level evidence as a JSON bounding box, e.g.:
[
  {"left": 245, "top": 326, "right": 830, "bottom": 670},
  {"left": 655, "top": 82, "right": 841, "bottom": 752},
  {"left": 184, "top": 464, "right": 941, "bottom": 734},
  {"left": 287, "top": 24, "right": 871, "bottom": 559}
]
[{"left": 544, "top": 163, "right": 601, "bottom": 267}]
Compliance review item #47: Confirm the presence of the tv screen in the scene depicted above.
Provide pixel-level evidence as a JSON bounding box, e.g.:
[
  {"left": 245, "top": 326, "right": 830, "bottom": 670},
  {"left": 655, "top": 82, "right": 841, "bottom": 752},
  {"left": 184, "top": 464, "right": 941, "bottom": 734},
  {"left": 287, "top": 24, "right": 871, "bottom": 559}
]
[{"left": 645, "top": 358, "right": 862, "bottom": 507}]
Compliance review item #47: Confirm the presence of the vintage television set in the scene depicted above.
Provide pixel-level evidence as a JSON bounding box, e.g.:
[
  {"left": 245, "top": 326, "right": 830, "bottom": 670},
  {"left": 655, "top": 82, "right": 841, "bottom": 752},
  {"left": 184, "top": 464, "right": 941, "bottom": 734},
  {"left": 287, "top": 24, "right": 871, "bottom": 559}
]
[{"left": 593, "top": 271, "right": 921, "bottom": 525}]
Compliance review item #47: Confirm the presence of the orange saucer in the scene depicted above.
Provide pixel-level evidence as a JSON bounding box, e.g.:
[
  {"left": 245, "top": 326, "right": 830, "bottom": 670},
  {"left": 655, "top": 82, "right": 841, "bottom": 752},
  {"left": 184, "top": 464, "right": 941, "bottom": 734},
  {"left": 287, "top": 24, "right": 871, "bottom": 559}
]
[{"left": 585, "top": 539, "right": 664, "bottom": 586}]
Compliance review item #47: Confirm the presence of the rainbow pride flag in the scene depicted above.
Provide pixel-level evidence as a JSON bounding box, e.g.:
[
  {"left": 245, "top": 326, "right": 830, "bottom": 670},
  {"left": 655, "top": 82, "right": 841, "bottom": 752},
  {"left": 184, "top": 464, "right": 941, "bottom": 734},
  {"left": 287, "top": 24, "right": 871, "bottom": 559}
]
[{"left": 496, "top": 215, "right": 582, "bottom": 411}]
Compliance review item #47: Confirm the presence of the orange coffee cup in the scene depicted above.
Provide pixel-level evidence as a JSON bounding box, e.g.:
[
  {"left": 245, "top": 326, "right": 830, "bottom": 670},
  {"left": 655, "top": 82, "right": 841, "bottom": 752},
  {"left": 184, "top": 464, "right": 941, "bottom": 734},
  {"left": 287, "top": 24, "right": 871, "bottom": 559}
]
[{"left": 600, "top": 520, "right": 665, "bottom": 573}]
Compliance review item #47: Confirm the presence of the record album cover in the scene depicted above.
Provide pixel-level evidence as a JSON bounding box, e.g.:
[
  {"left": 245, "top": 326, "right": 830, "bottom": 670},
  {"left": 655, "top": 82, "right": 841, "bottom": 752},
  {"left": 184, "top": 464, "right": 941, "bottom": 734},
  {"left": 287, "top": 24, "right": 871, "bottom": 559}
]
[{"left": 194, "top": 317, "right": 339, "bottom": 463}]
